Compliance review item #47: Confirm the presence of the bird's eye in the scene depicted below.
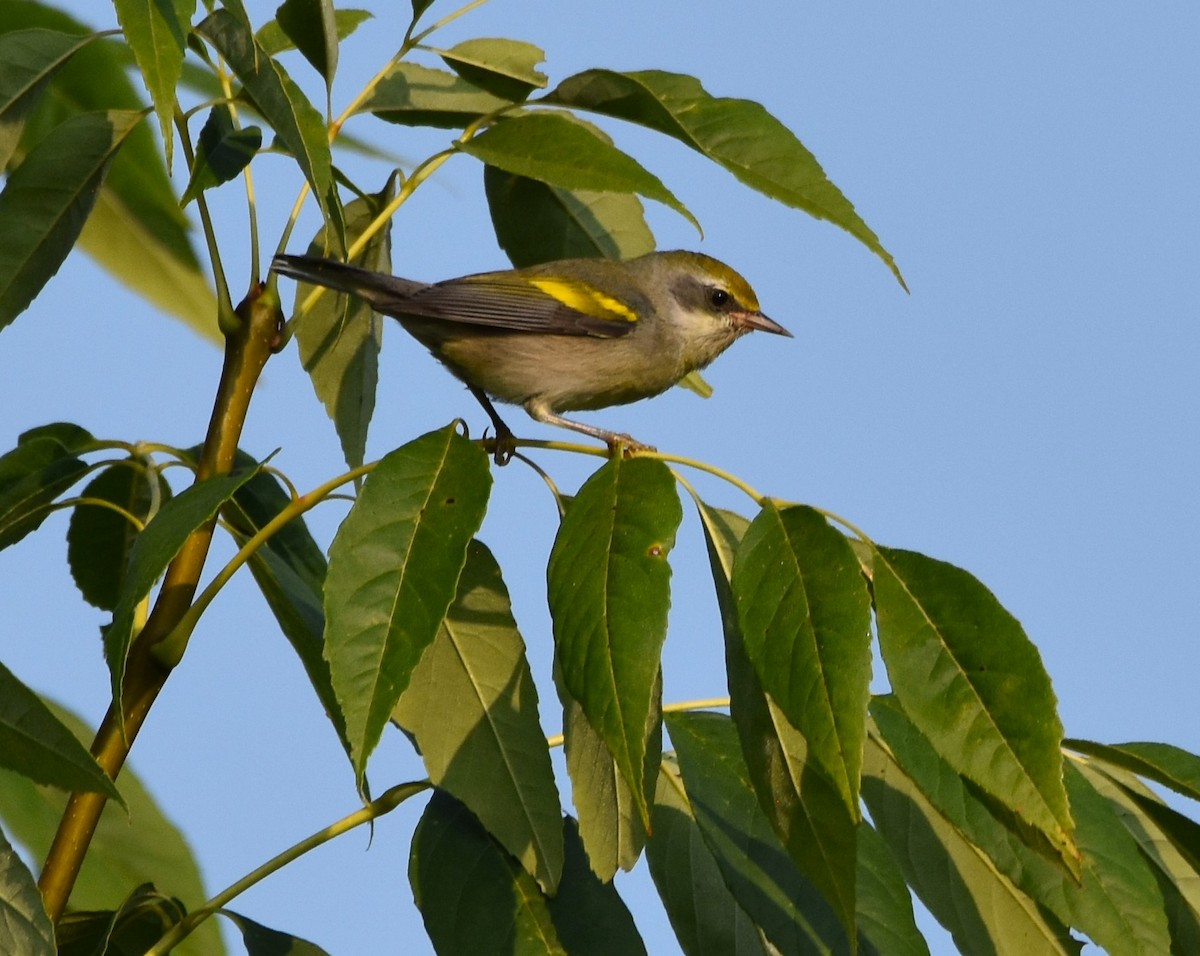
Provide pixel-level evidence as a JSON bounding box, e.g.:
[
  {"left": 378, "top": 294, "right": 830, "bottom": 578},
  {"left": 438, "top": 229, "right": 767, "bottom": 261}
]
[{"left": 708, "top": 288, "right": 731, "bottom": 308}]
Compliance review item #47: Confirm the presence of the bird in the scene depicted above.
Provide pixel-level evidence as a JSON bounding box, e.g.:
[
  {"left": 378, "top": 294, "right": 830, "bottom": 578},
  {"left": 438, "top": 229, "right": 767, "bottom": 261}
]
[{"left": 271, "top": 250, "right": 790, "bottom": 462}]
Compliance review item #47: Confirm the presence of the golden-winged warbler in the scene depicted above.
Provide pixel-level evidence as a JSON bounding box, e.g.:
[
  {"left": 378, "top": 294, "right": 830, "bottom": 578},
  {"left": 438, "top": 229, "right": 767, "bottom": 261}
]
[{"left": 272, "top": 250, "right": 790, "bottom": 461}]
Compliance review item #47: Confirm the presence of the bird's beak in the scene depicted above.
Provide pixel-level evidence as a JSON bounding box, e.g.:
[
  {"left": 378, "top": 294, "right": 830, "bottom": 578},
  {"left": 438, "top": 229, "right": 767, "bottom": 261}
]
[{"left": 734, "top": 310, "right": 793, "bottom": 337}]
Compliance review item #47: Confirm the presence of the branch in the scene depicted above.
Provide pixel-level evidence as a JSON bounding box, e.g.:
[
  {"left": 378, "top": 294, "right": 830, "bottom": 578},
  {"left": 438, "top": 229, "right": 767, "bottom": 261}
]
[{"left": 37, "top": 283, "right": 283, "bottom": 922}]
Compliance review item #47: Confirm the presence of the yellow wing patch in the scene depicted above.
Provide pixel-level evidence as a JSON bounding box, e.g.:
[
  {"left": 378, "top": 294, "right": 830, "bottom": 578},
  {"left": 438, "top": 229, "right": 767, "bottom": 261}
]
[{"left": 528, "top": 277, "right": 638, "bottom": 324}]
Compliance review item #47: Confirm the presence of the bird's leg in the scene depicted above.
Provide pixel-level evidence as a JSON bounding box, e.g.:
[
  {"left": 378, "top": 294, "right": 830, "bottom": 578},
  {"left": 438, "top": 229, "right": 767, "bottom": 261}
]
[
  {"left": 524, "top": 399, "right": 654, "bottom": 457},
  {"left": 467, "top": 384, "right": 517, "bottom": 465}
]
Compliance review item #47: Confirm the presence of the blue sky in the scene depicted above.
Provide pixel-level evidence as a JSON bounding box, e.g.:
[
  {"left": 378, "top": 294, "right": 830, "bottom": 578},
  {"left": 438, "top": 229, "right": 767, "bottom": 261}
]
[{"left": 2, "top": 2, "right": 1198, "bottom": 953}]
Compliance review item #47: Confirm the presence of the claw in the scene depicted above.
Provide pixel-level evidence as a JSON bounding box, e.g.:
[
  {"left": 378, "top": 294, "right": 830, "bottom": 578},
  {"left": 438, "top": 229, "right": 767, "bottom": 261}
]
[{"left": 606, "top": 433, "right": 655, "bottom": 458}]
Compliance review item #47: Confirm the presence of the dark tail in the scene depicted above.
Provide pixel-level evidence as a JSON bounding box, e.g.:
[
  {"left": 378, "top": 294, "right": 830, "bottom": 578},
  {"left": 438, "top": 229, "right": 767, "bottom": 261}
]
[{"left": 271, "top": 255, "right": 425, "bottom": 313}]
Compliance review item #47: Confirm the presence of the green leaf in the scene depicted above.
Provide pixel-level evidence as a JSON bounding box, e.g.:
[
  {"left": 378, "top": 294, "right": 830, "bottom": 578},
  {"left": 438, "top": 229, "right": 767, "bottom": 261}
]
[
  {"left": 548, "top": 457, "right": 681, "bottom": 827},
  {"left": 104, "top": 464, "right": 262, "bottom": 714},
  {"left": 410, "top": 791, "right": 568, "bottom": 956},
  {"left": 1063, "top": 762, "right": 1172, "bottom": 956},
  {"left": 56, "top": 884, "right": 187, "bottom": 956},
  {"left": 545, "top": 69, "right": 904, "bottom": 288},
  {"left": 733, "top": 502, "right": 872, "bottom": 816},
  {"left": 433, "top": 38, "right": 547, "bottom": 102},
  {"left": 556, "top": 663, "right": 650, "bottom": 881},
  {"left": 855, "top": 822, "right": 931, "bottom": 956},
  {"left": 484, "top": 165, "right": 655, "bottom": 266},
  {"left": 180, "top": 104, "right": 262, "bottom": 206},
  {"left": 324, "top": 424, "right": 491, "bottom": 791},
  {"left": 0, "top": 701, "right": 223, "bottom": 956},
  {"left": 111, "top": 0, "right": 195, "bottom": 168},
  {"left": 0, "top": 28, "right": 98, "bottom": 169},
  {"left": 219, "top": 457, "right": 347, "bottom": 750},
  {"left": 67, "top": 459, "right": 168, "bottom": 610},
  {"left": 872, "top": 546, "right": 1078, "bottom": 874},
  {"left": 216, "top": 0, "right": 255, "bottom": 41},
  {"left": 0, "top": 6, "right": 217, "bottom": 339},
  {"left": 0, "top": 108, "right": 143, "bottom": 329},
  {"left": 82, "top": 164, "right": 218, "bottom": 339},
  {"left": 872, "top": 695, "right": 1164, "bottom": 956},
  {"left": 256, "top": 8, "right": 371, "bottom": 57},
  {"left": 18, "top": 420, "right": 95, "bottom": 452},
  {"left": 1080, "top": 763, "right": 1200, "bottom": 948},
  {"left": 647, "top": 757, "right": 776, "bottom": 956},
  {"left": 361, "top": 61, "right": 512, "bottom": 128},
  {"left": 196, "top": 8, "right": 344, "bottom": 253},
  {"left": 219, "top": 910, "right": 332, "bottom": 955},
  {"left": 393, "top": 540, "right": 564, "bottom": 893},
  {"left": 676, "top": 370, "right": 712, "bottom": 398},
  {"left": 1065, "top": 739, "right": 1200, "bottom": 803},
  {"left": 0, "top": 661, "right": 121, "bottom": 803},
  {"left": 697, "top": 498, "right": 859, "bottom": 941},
  {"left": 666, "top": 710, "right": 856, "bottom": 954},
  {"left": 544, "top": 817, "right": 647, "bottom": 956},
  {"left": 0, "top": 428, "right": 89, "bottom": 550},
  {"left": 0, "top": 823, "right": 54, "bottom": 956},
  {"left": 482, "top": 112, "right": 654, "bottom": 266},
  {"left": 861, "top": 730, "right": 1081, "bottom": 956},
  {"left": 274, "top": 0, "right": 338, "bottom": 91},
  {"left": 294, "top": 173, "right": 394, "bottom": 471},
  {"left": 411, "top": 794, "right": 641, "bottom": 956},
  {"left": 410, "top": 0, "right": 436, "bottom": 24},
  {"left": 459, "top": 112, "right": 700, "bottom": 233}
]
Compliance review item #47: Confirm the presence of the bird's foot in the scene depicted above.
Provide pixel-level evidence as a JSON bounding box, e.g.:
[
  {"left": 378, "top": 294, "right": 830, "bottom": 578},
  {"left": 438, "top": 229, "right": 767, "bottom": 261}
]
[
  {"left": 605, "top": 433, "right": 655, "bottom": 458},
  {"left": 484, "top": 425, "right": 517, "bottom": 466}
]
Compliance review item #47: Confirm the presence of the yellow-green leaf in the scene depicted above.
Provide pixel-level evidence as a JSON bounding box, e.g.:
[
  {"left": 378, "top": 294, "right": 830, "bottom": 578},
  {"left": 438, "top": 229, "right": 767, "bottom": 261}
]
[{"left": 546, "top": 69, "right": 905, "bottom": 287}]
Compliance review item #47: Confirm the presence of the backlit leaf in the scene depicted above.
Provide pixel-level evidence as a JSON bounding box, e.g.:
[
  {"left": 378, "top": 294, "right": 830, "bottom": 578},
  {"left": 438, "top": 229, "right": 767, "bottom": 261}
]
[
  {"left": 0, "top": 661, "right": 121, "bottom": 802},
  {"left": 546, "top": 69, "right": 904, "bottom": 287},
  {"left": 862, "top": 730, "right": 1081, "bottom": 956},
  {"left": 361, "top": 61, "right": 510, "bottom": 128},
  {"left": 483, "top": 165, "right": 654, "bottom": 266},
  {"left": 1065, "top": 739, "right": 1200, "bottom": 803},
  {"left": 647, "top": 756, "right": 777, "bottom": 956},
  {"left": 112, "top": 0, "right": 195, "bottom": 166},
  {"left": 0, "top": 5, "right": 217, "bottom": 338},
  {"left": 394, "top": 541, "right": 563, "bottom": 893},
  {"left": 1080, "top": 762, "right": 1200, "bottom": 947},
  {"left": 873, "top": 695, "right": 1164, "bottom": 956},
  {"left": 0, "top": 28, "right": 99, "bottom": 169},
  {"left": 293, "top": 173, "right": 393, "bottom": 471},
  {"left": 556, "top": 663, "right": 655, "bottom": 881},
  {"left": 196, "top": 8, "right": 344, "bottom": 252},
  {"left": 0, "top": 109, "right": 143, "bottom": 329},
  {"left": 667, "top": 710, "right": 857, "bottom": 954},
  {"left": 256, "top": 8, "right": 371, "bottom": 57},
  {"left": 460, "top": 112, "right": 700, "bottom": 232},
  {"left": 434, "top": 38, "right": 546, "bottom": 101},
  {"left": 0, "top": 701, "right": 222, "bottom": 956}
]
